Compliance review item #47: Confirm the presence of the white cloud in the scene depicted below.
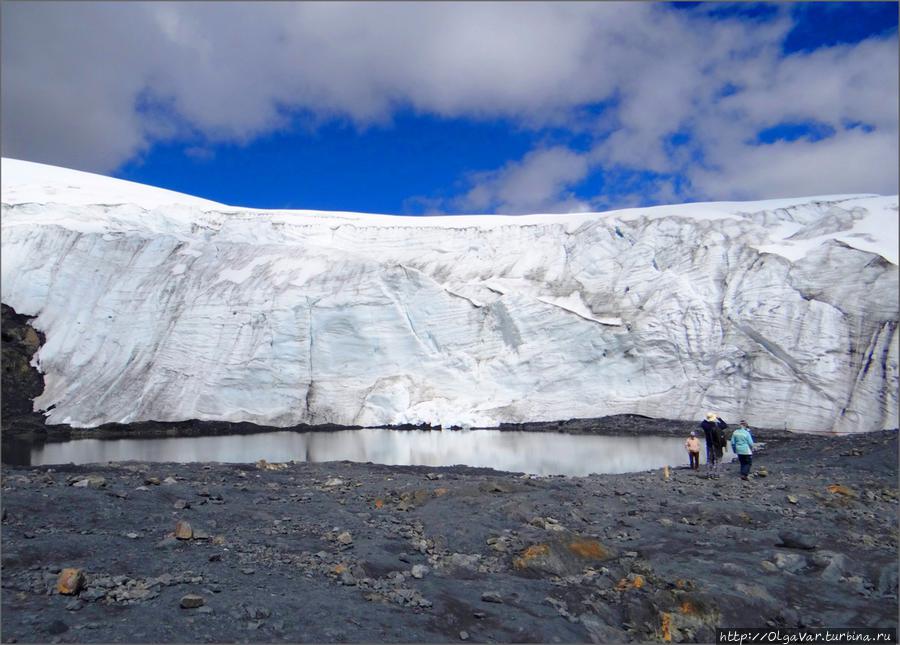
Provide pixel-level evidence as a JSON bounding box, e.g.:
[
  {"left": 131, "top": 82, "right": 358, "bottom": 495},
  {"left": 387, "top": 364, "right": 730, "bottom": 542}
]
[
  {"left": 457, "top": 146, "right": 591, "bottom": 214},
  {"left": 1, "top": 2, "right": 896, "bottom": 208}
]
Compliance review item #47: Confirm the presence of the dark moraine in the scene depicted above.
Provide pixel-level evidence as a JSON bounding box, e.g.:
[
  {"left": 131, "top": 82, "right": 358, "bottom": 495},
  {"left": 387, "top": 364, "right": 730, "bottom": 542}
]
[{"left": 1, "top": 303, "right": 897, "bottom": 642}]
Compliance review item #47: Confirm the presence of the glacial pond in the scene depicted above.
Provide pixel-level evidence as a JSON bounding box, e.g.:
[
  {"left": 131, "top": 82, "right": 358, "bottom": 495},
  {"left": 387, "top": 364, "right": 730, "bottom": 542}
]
[{"left": 1, "top": 429, "right": 713, "bottom": 476}]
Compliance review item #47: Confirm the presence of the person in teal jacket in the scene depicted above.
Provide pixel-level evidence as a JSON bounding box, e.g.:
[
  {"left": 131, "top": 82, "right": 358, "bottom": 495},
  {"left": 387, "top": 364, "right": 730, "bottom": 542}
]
[{"left": 731, "top": 420, "right": 754, "bottom": 480}]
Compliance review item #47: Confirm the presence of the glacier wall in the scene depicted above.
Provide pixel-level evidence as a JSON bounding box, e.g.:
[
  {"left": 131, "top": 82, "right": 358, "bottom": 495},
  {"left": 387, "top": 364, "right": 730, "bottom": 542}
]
[{"left": 1, "top": 193, "right": 898, "bottom": 433}]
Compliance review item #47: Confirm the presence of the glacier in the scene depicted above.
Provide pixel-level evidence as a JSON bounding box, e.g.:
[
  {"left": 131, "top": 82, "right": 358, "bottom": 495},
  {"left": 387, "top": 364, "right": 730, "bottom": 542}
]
[{"left": 1, "top": 158, "right": 897, "bottom": 433}]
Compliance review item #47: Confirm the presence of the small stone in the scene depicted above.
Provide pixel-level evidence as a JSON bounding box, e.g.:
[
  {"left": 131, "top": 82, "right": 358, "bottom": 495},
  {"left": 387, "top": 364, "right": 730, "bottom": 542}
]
[
  {"left": 411, "top": 565, "right": 428, "bottom": 579},
  {"left": 209, "top": 554, "right": 222, "bottom": 562},
  {"left": 125, "top": 532, "right": 139, "bottom": 539},
  {"left": 144, "top": 477, "right": 161, "bottom": 486},
  {"left": 174, "top": 521, "right": 193, "bottom": 540},
  {"left": 65, "top": 599, "right": 83, "bottom": 611},
  {"left": 192, "top": 529, "right": 210, "bottom": 540},
  {"left": 337, "top": 531, "right": 353, "bottom": 545},
  {"left": 241, "top": 568, "right": 255, "bottom": 575},
  {"left": 481, "top": 591, "right": 503, "bottom": 603},
  {"left": 155, "top": 537, "right": 178, "bottom": 549},
  {"left": 173, "top": 500, "right": 190, "bottom": 510},
  {"left": 777, "top": 531, "right": 817, "bottom": 550},
  {"left": 72, "top": 475, "right": 106, "bottom": 489},
  {"left": 459, "top": 631, "right": 469, "bottom": 641},
  {"left": 323, "top": 478, "right": 344, "bottom": 487},
  {"left": 56, "top": 569, "right": 85, "bottom": 595},
  {"left": 163, "top": 477, "right": 177, "bottom": 485},
  {"left": 180, "top": 594, "right": 205, "bottom": 609},
  {"left": 787, "top": 495, "right": 799, "bottom": 504},
  {"left": 473, "top": 611, "right": 486, "bottom": 619}
]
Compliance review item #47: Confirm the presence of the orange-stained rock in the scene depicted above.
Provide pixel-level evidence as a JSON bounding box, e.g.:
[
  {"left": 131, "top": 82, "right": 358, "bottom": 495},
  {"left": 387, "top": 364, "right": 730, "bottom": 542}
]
[
  {"left": 568, "top": 539, "right": 610, "bottom": 560},
  {"left": 826, "top": 484, "right": 856, "bottom": 498},
  {"left": 174, "top": 520, "right": 193, "bottom": 540},
  {"left": 513, "top": 543, "right": 550, "bottom": 570},
  {"left": 660, "top": 611, "right": 672, "bottom": 642},
  {"left": 433, "top": 488, "right": 449, "bottom": 497},
  {"left": 57, "top": 568, "right": 85, "bottom": 595},
  {"left": 374, "top": 498, "right": 384, "bottom": 509},
  {"left": 616, "top": 574, "right": 645, "bottom": 591}
]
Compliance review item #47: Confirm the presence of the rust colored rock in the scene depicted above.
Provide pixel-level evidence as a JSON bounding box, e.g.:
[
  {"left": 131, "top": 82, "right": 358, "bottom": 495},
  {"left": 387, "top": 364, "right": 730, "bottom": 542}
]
[
  {"left": 174, "top": 520, "right": 193, "bottom": 540},
  {"left": 567, "top": 539, "right": 610, "bottom": 560},
  {"left": 57, "top": 568, "right": 86, "bottom": 595},
  {"left": 513, "top": 543, "right": 550, "bottom": 569},
  {"left": 826, "top": 484, "right": 857, "bottom": 498}
]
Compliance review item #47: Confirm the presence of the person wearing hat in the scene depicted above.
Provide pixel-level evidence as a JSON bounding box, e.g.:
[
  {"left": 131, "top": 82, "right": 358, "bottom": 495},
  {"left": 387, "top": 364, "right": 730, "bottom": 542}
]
[
  {"left": 684, "top": 431, "right": 701, "bottom": 470},
  {"left": 730, "top": 420, "right": 755, "bottom": 480},
  {"left": 700, "top": 412, "right": 728, "bottom": 479}
]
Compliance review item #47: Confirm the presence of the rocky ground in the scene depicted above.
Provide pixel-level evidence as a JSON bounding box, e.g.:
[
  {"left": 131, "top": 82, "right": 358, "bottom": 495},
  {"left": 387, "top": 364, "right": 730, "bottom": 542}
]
[{"left": 1, "top": 429, "right": 897, "bottom": 644}]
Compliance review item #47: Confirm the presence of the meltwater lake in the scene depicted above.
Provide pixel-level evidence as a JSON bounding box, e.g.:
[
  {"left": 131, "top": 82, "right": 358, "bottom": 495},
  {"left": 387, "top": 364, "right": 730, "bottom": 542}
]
[{"left": 1, "top": 429, "right": 710, "bottom": 476}]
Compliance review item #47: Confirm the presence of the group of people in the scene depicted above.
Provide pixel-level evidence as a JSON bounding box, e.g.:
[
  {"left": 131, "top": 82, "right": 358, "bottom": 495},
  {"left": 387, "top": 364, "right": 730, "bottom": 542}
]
[{"left": 684, "top": 413, "right": 755, "bottom": 480}]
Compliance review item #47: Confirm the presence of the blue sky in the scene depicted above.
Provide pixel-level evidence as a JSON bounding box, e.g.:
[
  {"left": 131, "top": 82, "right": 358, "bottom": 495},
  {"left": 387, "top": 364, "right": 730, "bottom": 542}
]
[{"left": 2, "top": 2, "right": 898, "bottom": 214}]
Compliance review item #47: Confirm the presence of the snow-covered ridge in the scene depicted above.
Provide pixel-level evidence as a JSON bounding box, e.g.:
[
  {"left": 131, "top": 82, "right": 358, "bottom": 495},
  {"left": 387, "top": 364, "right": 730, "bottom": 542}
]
[{"left": 2, "top": 157, "right": 898, "bottom": 433}]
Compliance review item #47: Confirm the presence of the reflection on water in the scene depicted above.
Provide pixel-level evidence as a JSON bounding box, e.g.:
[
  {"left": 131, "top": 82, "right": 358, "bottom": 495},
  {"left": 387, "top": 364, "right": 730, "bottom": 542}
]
[{"left": 2, "top": 429, "right": 712, "bottom": 476}]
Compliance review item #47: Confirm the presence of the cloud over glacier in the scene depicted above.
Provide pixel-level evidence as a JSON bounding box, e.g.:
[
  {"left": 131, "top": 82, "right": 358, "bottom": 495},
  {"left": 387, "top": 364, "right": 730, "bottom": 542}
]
[{"left": 2, "top": 2, "right": 897, "bottom": 212}]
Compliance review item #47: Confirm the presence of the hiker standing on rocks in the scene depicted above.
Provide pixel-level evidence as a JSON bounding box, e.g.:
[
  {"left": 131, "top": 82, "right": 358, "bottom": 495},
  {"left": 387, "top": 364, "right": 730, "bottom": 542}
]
[
  {"left": 731, "top": 420, "right": 755, "bottom": 480},
  {"left": 685, "top": 431, "right": 701, "bottom": 470},
  {"left": 700, "top": 412, "right": 727, "bottom": 479}
]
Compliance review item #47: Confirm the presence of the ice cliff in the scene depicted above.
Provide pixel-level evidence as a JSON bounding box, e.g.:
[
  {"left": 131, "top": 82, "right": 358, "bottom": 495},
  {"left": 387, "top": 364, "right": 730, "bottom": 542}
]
[{"left": 2, "top": 158, "right": 898, "bottom": 433}]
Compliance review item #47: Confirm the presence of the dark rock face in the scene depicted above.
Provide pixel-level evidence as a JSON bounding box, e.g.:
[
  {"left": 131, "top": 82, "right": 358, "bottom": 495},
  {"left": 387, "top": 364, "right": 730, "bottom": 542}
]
[{"left": 1, "top": 303, "right": 48, "bottom": 437}]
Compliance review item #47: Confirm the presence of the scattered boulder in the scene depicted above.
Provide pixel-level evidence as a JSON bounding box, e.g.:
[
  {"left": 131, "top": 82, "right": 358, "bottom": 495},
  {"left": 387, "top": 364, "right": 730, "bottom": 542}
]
[
  {"left": 811, "top": 552, "right": 847, "bottom": 582},
  {"left": 173, "top": 499, "right": 190, "bottom": 510},
  {"left": 513, "top": 536, "right": 614, "bottom": 577},
  {"left": 411, "top": 565, "right": 428, "bottom": 579},
  {"left": 777, "top": 531, "right": 817, "bottom": 550},
  {"left": 72, "top": 476, "right": 106, "bottom": 489},
  {"left": 180, "top": 594, "right": 205, "bottom": 609},
  {"left": 481, "top": 591, "right": 503, "bottom": 603},
  {"left": 174, "top": 521, "right": 193, "bottom": 540},
  {"left": 773, "top": 552, "right": 807, "bottom": 573},
  {"left": 449, "top": 553, "right": 481, "bottom": 570},
  {"left": 826, "top": 484, "right": 857, "bottom": 498},
  {"left": 56, "top": 569, "right": 86, "bottom": 595},
  {"left": 337, "top": 531, "right": 353, "bottom": 545}
]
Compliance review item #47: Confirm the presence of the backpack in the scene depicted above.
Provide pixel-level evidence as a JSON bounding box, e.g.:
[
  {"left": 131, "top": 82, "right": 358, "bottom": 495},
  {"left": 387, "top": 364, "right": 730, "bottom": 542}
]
[
  {"left": 715, "top": 419, "right": 728, "bottom": 448},
  {"left": 712, "top": 426, "right": 725, "bottom": 449}
]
